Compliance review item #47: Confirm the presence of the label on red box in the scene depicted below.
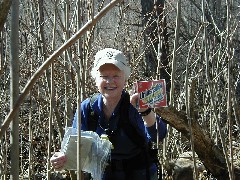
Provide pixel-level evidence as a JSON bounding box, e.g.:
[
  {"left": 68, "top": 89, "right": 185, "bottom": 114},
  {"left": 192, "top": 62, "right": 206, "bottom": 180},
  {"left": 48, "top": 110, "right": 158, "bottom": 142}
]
[{"left": 133, "top": 80, "right": 167, "bottom": 108}]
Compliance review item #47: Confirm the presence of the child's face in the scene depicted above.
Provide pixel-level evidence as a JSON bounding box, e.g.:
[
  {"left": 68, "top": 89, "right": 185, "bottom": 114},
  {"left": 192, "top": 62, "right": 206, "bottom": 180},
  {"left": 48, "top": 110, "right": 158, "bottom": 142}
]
[{"left": 95, "top": 64, "right": 126, "bottom": 99}]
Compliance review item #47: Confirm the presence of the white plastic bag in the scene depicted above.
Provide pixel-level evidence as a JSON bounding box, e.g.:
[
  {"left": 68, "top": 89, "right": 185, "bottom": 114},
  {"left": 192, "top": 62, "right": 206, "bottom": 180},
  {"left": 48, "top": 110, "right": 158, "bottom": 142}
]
[{"left": 60, "top": 127, "right": 112, "bottom": 180}]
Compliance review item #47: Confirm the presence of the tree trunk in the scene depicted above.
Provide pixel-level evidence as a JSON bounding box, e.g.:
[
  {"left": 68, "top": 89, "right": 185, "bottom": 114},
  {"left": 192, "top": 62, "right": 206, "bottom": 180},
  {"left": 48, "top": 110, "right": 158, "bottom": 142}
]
[
  {"left": 155, "top": 107, "right": 240, "bottom": 180},
  {"left": 10, "top": 0, "right": 19, "bottom": 179},
  {"left": 141, "top": 0, "right": 170, "bottom": 93}
]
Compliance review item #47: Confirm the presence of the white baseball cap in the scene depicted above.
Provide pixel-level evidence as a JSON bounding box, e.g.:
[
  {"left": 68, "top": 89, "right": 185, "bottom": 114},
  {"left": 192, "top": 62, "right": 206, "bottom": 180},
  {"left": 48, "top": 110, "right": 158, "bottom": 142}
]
[{"left": 91, "top": 48, "right": 131, "bottom": 79}]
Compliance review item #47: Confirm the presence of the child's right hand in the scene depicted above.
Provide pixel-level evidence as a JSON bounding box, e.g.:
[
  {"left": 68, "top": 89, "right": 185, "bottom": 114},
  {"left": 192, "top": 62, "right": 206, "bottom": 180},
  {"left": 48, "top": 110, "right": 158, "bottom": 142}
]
[{"left": 50, "top": 152, "right": 67, "bottom": 171}]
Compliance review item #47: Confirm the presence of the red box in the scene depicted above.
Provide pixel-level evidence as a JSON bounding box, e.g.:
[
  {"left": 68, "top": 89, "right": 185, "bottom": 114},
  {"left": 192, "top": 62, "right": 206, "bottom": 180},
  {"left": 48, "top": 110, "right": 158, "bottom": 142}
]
[{"left": 133, "top": 80, "right": 167, "bottom": 108}]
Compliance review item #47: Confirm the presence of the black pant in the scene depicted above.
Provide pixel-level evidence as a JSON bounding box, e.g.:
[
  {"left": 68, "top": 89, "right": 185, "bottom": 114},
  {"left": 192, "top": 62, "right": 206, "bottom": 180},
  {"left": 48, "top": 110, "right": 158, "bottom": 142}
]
[{"left": 104, "top": 166, "right": 154, "bottom": 180}]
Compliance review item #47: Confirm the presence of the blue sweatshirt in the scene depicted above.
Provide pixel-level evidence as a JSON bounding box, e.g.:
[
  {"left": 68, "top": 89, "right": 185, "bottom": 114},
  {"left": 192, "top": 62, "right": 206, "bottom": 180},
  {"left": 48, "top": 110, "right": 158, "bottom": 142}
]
[{"left": 72, "top": 91, "right": 167, "bottom": 176}]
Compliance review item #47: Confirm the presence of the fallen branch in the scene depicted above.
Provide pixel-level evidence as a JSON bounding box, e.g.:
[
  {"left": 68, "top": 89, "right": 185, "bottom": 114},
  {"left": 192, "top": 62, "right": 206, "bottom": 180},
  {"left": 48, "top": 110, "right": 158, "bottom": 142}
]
[{"left": 155, "top": 107, "right": 240, "bottom": 180}]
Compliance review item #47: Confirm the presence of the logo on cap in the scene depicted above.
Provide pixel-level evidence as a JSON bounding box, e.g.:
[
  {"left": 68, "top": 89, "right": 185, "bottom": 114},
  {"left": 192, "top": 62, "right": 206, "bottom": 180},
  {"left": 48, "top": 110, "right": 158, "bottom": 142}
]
[{"left": 106, "top": 51, "right": 114, "bottom": 58}]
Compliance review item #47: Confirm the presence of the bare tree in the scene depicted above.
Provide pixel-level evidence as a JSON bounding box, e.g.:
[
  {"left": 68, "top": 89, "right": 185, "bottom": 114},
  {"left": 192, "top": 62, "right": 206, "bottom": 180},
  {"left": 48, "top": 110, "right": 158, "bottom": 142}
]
[
  {"left": 9, "top": 0, "right": 19, "bottom": 179},
  {"left": 0, "top": 0, "right": 239, "bottom": 179}
]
